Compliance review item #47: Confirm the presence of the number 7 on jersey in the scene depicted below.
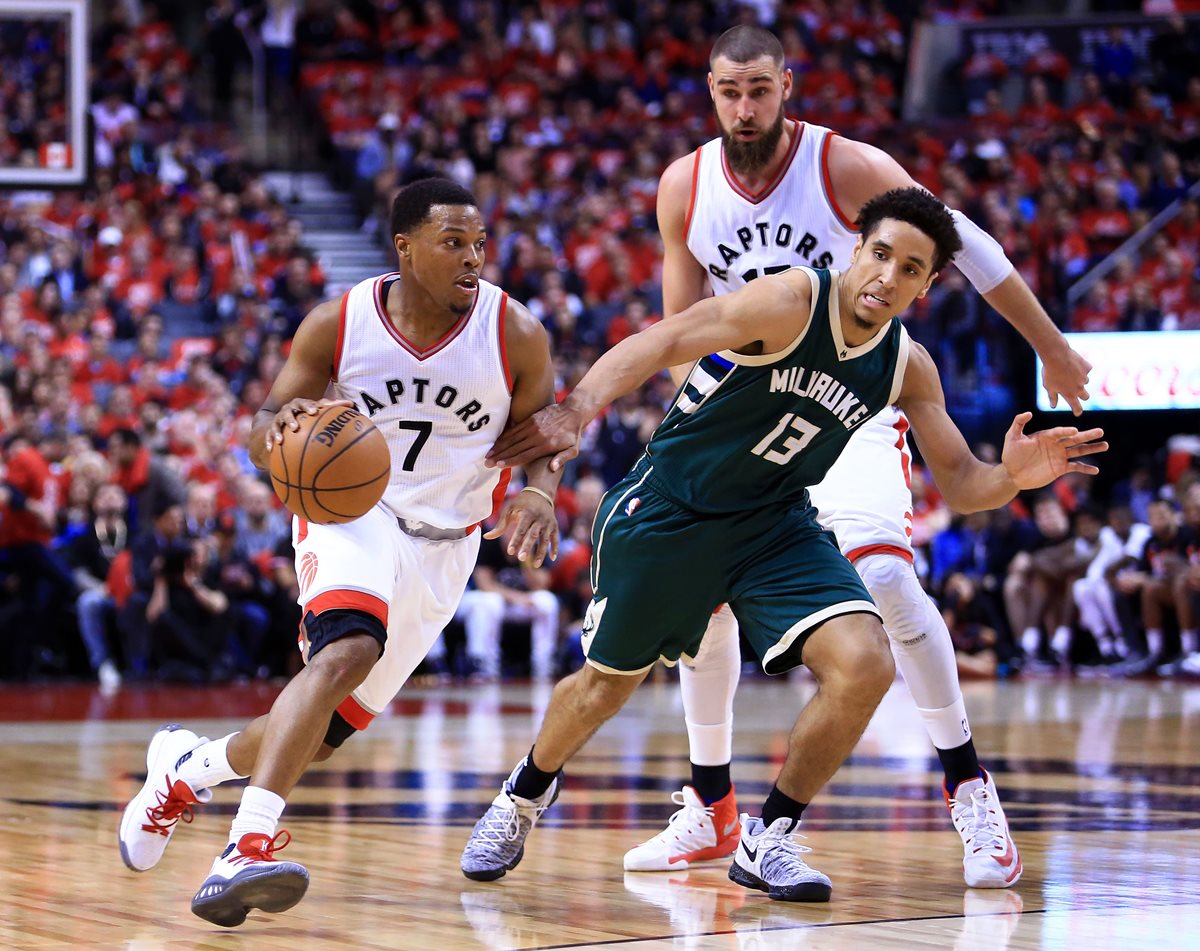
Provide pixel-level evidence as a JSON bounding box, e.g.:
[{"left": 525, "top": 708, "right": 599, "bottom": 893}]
[{"left": 396, "top": 420, "right": 432, "bottom": 471}]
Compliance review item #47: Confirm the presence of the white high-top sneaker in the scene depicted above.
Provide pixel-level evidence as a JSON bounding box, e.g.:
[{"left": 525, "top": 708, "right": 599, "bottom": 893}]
[
  {"left": 118, "top": 724, "right": 212, "bottom": 872},
  {"left": 944, "top": 769, "right": 1022, "bottom": 888}
]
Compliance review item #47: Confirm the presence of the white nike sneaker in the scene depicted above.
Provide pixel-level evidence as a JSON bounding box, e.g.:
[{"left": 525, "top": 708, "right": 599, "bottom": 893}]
[
  {"left": 944, "top": 769, "right": 1022, "bottom": 888},
  {"left": 119, "top": 724, "right": 212, "bottom": 872},
  {"left": 728, "top": 815, "right": 832, "bottom": 902},
  {"left": 624, "top": 784, "right": 741, "bottom": 871},
  {"left": 191, "top": 831, "right": 309, "bottom": 927}
]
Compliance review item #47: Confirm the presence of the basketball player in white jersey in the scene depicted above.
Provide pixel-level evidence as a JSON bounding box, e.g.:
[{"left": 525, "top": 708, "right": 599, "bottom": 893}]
[
  {"left": 621, "top": 26, "right": 1091, "bottom": 888},
  {"left": 116, "top": 178, "right": 561, "bottom": 926}
]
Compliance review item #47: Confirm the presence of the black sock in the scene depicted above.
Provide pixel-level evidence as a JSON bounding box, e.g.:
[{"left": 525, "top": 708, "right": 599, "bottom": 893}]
[
  {"left": 510, "top": 746, "right": 558, "bottom": 800},
  {"left": 690, "top": 762, "right": 732, "bottom": 805},
  {"left": 760, "top": 785, "right": 806, "bottom": 831},
  {"left": 937, "top": 737, "right": 983, "bottom": 791}
]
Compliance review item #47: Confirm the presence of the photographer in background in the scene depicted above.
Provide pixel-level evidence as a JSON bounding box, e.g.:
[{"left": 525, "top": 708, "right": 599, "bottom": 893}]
[
  {"left": 66, "top": 483, "right": 131, "bottom": 690},
  {"left": 144, "top": 537, "right": 230, "bottom": 683}
]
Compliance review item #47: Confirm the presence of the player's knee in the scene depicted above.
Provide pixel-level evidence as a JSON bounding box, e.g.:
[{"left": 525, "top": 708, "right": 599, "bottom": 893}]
[
  {"left": 571, "top": 664, "right": 640, "bottom": 717},
  {"left": 312, "top": 742, "right": 337, "bottom": 762},
  {"left": 307, "top": 631, "right": 379, "bottom": 694},
  {"left": 818, "top": 618, "right": 894, "bottom": 698},
  {"left": 856, "top": 554, "right": 932, "bottom": 650}
]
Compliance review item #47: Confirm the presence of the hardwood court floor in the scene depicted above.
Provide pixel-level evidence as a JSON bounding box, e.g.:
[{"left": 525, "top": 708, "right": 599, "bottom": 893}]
[{"left": 1, "top": 674, "right": 1199, "bottom": 949}]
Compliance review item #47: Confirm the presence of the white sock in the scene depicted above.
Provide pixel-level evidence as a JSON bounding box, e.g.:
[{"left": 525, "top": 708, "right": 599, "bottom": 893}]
[
  {"left": 1021, "top": 627, "right": 1041, "bottom": 655},
  {"left": 228, "top": 786, "right": 285, "bottom": 845},
  {"left": 918, "top": 696, "right": 973, "bottom": 751},
  {"left": 1146, "top": 628, "right": 1164, "bottom": 657},
  {"left": 1050, "top": 625, "right": 1072, "bottom": 656},
  {"left": 177, "top": 733, "right": 246, "bottom": 792},
  {"left": 1182, "top": 629, "right": 1199, "bottom": 655}
]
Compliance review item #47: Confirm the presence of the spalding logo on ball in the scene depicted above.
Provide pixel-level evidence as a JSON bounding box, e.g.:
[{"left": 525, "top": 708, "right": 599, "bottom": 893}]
[{"left": 269, "top": 406, "right": 391, "bottom": 524}]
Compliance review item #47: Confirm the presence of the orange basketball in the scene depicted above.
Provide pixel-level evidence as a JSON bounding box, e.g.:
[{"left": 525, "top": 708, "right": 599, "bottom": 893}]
[{"left": 268, "top": 405, "right": 390, "bottom": 524}]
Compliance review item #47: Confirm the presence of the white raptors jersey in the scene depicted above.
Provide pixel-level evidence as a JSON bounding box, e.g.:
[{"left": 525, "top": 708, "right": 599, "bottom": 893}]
[
  {"left": 331, "top": 273, "right": 512, "bottom": 529},
  {"left": 808, "top": 404, "right": 914, "bottom": 559},
  {"left": 684, "top": 120, "right": 860, "bottom": 293},
  {"left": 683, "top": 120, "right": 913, "bottom": 555}
]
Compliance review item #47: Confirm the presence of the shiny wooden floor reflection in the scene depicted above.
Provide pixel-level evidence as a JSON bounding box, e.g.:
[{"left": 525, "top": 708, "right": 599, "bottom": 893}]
[{"left": 2, "top": 675, "right": 1199, "bottom": 949}]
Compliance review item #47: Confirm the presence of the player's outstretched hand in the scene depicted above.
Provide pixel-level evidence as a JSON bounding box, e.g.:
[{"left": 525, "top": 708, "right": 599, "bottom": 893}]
[
  {"left": 1001, "top": 411, "right": 1107, "bottom": 490},
  {"left": 1041, "top": 346, "right": 1092, "bottom": 416},
  {"left": 486, "top": 403, "right": 585, "bottom": 471},
  {"left": 264, "top": 398, "right": 355, "bottom": 453},
  {"left": 486, "top": 489, "right": 559, "bottom": 568}
]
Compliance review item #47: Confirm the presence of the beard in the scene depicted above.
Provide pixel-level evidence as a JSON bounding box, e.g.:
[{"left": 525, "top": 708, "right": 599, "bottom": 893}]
[{"left": 719, "top": 104, "right": 786, "bottom": 176}]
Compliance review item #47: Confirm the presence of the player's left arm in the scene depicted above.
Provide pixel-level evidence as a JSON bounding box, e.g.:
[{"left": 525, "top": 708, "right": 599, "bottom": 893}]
[
  {"left": 830, "top": 136, "right": 1091, "bottom": 414},
  {"left": 487, "top": 269, "right": 813, "bottom": 470},
  {"left": 486, "top": 299, "right": 560, "bottom": 567},
  {"left": 898, "top": 341, "right": 1106, "bottom": 514}
]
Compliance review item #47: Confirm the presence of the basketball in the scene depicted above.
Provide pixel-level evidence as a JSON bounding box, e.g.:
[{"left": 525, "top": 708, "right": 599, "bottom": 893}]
[{"left": 268, "top": 405, "right": 391, "bottom": 524}]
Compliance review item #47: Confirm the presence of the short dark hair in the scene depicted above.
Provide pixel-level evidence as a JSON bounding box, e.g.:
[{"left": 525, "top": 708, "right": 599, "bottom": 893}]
[
  {"left": 856, "top": 187, "right": 962, "bottom": 273},
  {"left": 709, "top": 26, "right": 784, "bottom": 70},
  {"left": 390, "top": 177, "right": 478, "bottom": 237},
  {"left": 110, "top": 427, "right": 142, "bottom": 448}
]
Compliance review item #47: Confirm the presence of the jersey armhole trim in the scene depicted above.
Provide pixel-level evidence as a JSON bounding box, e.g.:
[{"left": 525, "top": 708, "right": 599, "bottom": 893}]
[
  {"left": 331, "top": 290, "right": 349, "bottom": 381},
  {"left": 888, "top": 325, "right": 911, "bottom": 406},
  {"left": 497, "top": 292, "right": 513, "bottom": 394},
  {"left": 717, "top": 266, "right": 817, "bottom": 366},
  {"left": 821, "top": 132, "right": 859, "bottom": 233},
  {"left": 683, "top": 148, "right": 702, "bottom": 241}
]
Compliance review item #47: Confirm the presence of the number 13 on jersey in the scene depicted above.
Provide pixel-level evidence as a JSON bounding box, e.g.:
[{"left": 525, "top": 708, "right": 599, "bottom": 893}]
[{"left": 751, "top": 412, "right": 819, "bottom": 465}]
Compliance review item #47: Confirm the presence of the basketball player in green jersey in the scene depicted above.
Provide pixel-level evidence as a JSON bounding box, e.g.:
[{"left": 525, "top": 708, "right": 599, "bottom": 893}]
[{"left": 460, "top": 187, "right": 1106, "bottom": 900}]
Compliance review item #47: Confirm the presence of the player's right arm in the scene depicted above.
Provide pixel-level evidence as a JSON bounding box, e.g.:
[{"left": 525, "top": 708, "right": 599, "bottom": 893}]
[
  {"left": 898, "top": 341, "right": 1106, "bottom": 514},
  {"left": 657, "top": 152, "right": 711, "bottom": 388},
  {"left": 248, "top": 298, "right": 354, "bottom": 470},
  {"left": 487, "top": 269, "right": 813, "bottom": 470}
]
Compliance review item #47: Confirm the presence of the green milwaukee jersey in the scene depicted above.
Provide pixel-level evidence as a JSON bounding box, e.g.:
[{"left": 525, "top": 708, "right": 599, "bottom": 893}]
[{"left": 644, "top": 267, "right": 909, "bottom": 514}]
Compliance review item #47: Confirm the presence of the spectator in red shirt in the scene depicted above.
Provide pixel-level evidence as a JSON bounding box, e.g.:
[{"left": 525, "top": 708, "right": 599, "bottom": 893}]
[
  {"left": 1079, "top": 179, "right": 1132, "bottom": 259},
  {"left": 107, "top": 427, "right": 186, "bottom": 532},
  {"left": 1070, "top": 71, "right": 1117, "bottom": 135},
  {"left": 0, "top": 435, "right": 78, "bottom": 676},
  {"left": 1073, "top": 280, "right": 1121, "bottom": 332}
]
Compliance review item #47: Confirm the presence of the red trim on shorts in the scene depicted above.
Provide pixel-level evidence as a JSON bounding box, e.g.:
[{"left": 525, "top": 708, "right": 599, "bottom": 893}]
[
  {"left": 336, "top": 694, "right": 374, "bottom": 730},
  {"left": 721, "top": 120, "right": 803, "bottom": 204},
  {"left": 847, "top": 543, "right": 913, "bottom": 565},
  {"left": 331, "top": 291, "right": 348, "bottom": 381},
  {"left": 296, "top": 518, "right": 309, "bottom": 544},
  {"left": 469, "top": 468, "right": 514, "bottom": 534},
  {"left": 893, "top": 415, "right": 912, "bottom": 489},
  {"left": 498, "top": 292, "right": 513, "bottom": 394},
  {"left": 820, "top": 132, "right": 859, "bottom": 232},
  {"left": 304, "top": 589, "right": 389, "bottom": 627},
  {"left": 683, "top": 148, "right": 702, "bottom": 239}
]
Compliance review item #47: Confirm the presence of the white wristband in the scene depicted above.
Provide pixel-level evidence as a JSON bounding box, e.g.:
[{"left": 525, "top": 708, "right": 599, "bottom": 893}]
[{"left": 520, "top": 485, "right": 555, "bottom": 507}]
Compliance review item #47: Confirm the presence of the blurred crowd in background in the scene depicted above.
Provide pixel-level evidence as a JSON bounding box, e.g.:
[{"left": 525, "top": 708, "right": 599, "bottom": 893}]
[{"left": 0, "top": 1, "right": 1197, "bottom": 690}]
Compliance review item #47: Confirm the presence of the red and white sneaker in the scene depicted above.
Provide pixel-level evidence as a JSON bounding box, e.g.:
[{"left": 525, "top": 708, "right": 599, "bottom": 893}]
[
  {"left": 945, "top": 769, "right": 1022, "bottom": 888},
  {"left": 624, "top": 785, "right": 741, "bottom": 872},
  {"left": 191, "top": 831, "right": 310, "bottom": 928},
  {"left": 118, "top": 723, "right": 212, "bottom": 872}
]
